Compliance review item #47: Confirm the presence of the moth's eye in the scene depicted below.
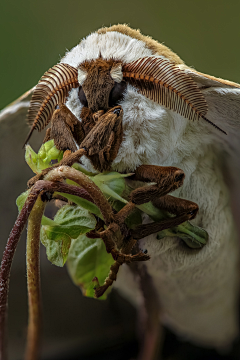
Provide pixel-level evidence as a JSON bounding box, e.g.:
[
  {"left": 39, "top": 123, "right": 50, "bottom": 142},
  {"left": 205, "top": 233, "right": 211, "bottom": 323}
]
[
  {"left": 78, "top": 86, "right": 88, "bottom": 107},
  {"left": 109, "top": 81, "right": 127, "bottom": 107}
]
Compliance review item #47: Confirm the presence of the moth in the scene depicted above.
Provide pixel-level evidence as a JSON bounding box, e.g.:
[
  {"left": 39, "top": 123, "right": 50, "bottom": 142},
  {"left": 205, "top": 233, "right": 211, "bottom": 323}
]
[{"left": 19, "top": 25, "right": 240, "bottom": 349}]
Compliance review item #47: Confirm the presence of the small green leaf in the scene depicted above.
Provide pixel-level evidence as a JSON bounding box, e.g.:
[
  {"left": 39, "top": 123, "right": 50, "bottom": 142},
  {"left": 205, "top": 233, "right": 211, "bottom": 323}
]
[
  {"left": 157, "top": 221, "right": 208, "bottom": 249},
  {"left": 72, "top": 163, "right": 95, "bottom": 176},
  {"left": 57, "top": 192, "right": 102, "bottom": 218},
  {"left": 41, "top": 226, "right": 71, "bottom": 266},
  {"left": 92, "top": 171, "right": 133, "bottom": 183},
  {"left": 25, "top": 140, "right": 63, "bottom": 174},
  {"left": 16, "top": 190, "right": 30, "bottom": 212},
  {"left": 67, "top": 234, "right": 114, "bottom": 300},
  {"left": 98, "top": 183, "right": 128, "bottom": 204},
  {"left": 25, "top": 146, "right": 38, "bottom": 173},
  {"left": 44, "top": 224, "right": 91, "bottom": 240},
  {"left": 40, "top": 205, "right": 97, "bottom": 267},
  {"left": 91, "top": 172, "right": 132, "bottom": 204}
]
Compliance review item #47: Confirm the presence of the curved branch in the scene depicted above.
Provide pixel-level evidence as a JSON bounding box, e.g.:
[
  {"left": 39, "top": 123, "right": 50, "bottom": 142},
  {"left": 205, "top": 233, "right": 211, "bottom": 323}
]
[
  {"left": 0, "top": 179, "right": 101, "bottom": 360},
  {"left": 0, "top": 186, "right": 42, "bottom": 360},
  {"left": 45, "top": 166, "right": 114, "bottom": 224},
  {"left": 25, "top": 197, "right": 46, "bottom": 360}
]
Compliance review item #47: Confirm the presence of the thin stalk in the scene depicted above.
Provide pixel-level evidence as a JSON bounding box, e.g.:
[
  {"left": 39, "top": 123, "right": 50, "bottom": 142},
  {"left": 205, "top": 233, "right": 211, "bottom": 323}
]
[
  {"left": 0, "top": 180, "right": 97, "bottom": 360},
  {"left": 0, "top": 186, "right": 42, "bottom": 360},
  {"left": 45, "top": 166, "right": 114, "bottom": 224},
  {"left": 25, "top": 196, "right": 46, "bottom": 360}
]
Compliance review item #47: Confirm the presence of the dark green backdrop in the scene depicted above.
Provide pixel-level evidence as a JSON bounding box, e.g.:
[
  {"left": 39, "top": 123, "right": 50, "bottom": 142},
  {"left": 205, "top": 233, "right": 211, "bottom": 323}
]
[{"left": 1, "top": 0, "right": 240, "bottom": 110}]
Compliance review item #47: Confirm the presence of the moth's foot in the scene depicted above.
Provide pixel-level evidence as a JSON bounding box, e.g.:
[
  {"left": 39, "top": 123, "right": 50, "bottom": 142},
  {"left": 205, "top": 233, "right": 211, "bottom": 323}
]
[
  {"left": 94, "top": 248, "right": 150, "bottom": 298},
  {"left": 130, "top": 167, "right": 185, "bottom": 205}
]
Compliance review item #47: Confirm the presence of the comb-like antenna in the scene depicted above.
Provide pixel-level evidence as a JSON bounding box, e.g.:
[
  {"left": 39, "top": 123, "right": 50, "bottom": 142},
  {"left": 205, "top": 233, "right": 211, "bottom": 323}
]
[
  {"left": 202, "top": 116, "right": 227, "bottom": 135},
  {"left": 123, "top": 57, "right": 227, "bottom": 135},
  {"left": 24, "top": 63, "right": 79, "bottom": 146}
]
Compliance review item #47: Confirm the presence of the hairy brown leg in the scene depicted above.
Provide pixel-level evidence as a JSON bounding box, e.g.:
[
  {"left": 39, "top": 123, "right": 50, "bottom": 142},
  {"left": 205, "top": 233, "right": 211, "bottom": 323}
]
[
  {"left": 87, "top": 202, "right": 150, "bottom": 298},
  {"left": 126, "top": 165, "right": 199, "bottom": 239},
  {"left": 80, "top": 106, "right": 123, "bottom": 171},
  {"left": 43, "top": 104, "right": 85, "bottom": 152},
  {"left": 129, "top": 164, "right": 185, "bottom": 205},
  {"left": 152, "top": 194, "right": 198, "bottom": 217},
  {"left": 27, "top": 106, "right": 123, "bottom": 187}
]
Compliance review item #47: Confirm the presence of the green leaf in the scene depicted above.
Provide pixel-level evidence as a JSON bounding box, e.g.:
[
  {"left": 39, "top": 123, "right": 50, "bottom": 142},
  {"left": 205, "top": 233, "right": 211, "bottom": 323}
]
[
  {"left": 72, "top": 163, "right": 95, "bottom": 176},
  {"left": 98, "top": 183, "right": 128, "bottom": 204},
  {"left": 25, "top": 140, "right": 63, "bottom": 174},
  {"left": 67, "top": 234, "right": 114, "bottom": 300},
  {"left": 157, "top": 220, "right": 208, "bottom": 249},
  {"left": 91, "top": 171, "right": 132, "bottom": 204},
  {"left": 57, "top": 192, "right": 102, "bottom": 218},
  {"left": 16, "top": 190, "right": 30, "bottom": 212},
  {"left": 92, "top": 171, "right": 133, "bottom": 183},
  {"left": 40, "top": 205, "right": 97, "bottom": 266},
  {"left": 41, "top": 226, "right": 71, "bottom": 266}
]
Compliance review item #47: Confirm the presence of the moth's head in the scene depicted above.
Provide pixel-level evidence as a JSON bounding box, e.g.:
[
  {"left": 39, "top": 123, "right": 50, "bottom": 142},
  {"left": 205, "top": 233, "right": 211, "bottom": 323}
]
[
  {"left": 78, "top": 58, "right": 126, "bottom": 112},
  {"left": 24, "top": 24, "right": 226, "bottom": 150}
]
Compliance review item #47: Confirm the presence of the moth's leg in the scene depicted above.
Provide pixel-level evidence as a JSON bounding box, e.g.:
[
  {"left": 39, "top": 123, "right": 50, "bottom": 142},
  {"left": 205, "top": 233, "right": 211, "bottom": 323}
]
[
  {"left": 129, "top": 165, "right": 185, "bottom": 205},
  {"left": 27, "top": 107, "right": 120, "bottom": 187},
  {"left": 93, "top": 233, "right": 149, "bottom": 298},
  {"left": 87, "top": 218, "right": 150, "bottom": 298},
  {"left": 49, "top": 104, "right": 85, "bottom": 152},
  {"left": 131, "top": 195, "right": 199, "bottom": 240},
  {"left": 152, "top": 194, "right": 199, "bottom": 217},
  {"left": 98, "top": 131, "right": 115, "bottom": 168},
  {"left": 80, "top": 106, "right": 123, "bottom": 172}
]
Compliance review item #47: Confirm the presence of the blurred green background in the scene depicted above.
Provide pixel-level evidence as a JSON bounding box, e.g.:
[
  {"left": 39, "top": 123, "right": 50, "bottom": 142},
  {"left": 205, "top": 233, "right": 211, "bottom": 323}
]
[{"left": 1, "top": 0, "right": 240, "bottom": 110}]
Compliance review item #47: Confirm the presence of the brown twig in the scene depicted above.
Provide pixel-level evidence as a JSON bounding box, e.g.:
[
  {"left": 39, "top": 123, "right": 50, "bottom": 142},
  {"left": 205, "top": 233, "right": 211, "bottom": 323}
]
[
  {"left": 0, "top": 185, "right": 43, "bottom": 360},
  {"left": 0, "top": 179, "right": 101, "bottom": 360},
  {"left": 25, "top": 196, "right": 46, "bottom": 360},
  {"left": 45, "top": 166, "right": 114, "bottom": 224},
  {"left": 130, "top": 263, "right": 162, "bottom": 360}
]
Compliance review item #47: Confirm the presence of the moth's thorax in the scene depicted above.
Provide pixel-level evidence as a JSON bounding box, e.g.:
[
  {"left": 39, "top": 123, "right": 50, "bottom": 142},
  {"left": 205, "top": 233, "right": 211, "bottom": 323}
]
[{"left": 61, "top": 25, "right": 184, "bottom": 68}]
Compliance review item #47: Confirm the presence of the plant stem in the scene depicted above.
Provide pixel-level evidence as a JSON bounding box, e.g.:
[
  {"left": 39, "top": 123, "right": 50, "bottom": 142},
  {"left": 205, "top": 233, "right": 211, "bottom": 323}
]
[
  {"left": 0, "top": 186, "right": 42, "bottom": 360},
  {"left": 25, "top": 196, "right": 46, "bottom": 360},
  {"left": 45, "top": 166, "right": 114, "bottom": 224},
  {"left": 0, "top": 180, "right": 96, "bottom": 360}
]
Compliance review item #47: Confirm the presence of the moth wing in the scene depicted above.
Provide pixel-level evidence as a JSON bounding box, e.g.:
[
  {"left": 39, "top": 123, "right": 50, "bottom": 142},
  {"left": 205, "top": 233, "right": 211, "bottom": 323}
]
[
  {"left": 182, "top": 66, "right": 240, "bottom": 143},
  {"left": 0, "top": 87, "right": 34, "bottom": 142},
  {"left": 182, "top": 67, "right": 240, "bottom": 233}
]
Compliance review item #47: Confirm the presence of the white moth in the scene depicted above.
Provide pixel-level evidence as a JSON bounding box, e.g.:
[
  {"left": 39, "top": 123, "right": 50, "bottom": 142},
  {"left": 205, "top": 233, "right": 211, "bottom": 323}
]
[{"left": 3, "top": 24, "right": 240, "bottom": 349}]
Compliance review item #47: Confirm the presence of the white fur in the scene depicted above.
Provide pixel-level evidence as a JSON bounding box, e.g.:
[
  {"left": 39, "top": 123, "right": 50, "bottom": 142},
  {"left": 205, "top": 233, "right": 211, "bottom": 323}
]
[
  {"left": 78, "top": 68, "right": 87, "bottom": 85},
  {"left": 61, "top": 31, "right": 156, "bottom": 67},
  {"left": 62, "top": 30, "right": 239, "bottom": 347},
  {"left": 110, "top": 63, "right": 123, "bottom": 83}
]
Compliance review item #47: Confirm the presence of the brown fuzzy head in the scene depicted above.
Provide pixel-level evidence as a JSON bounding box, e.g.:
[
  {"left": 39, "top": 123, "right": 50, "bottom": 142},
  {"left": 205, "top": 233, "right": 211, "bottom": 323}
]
[
  {"left": 78, "top": 58, "right": 124, "bottom": 112},
  {"left": 25, "top": 25, "right": 226, "bottom": 145}
]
